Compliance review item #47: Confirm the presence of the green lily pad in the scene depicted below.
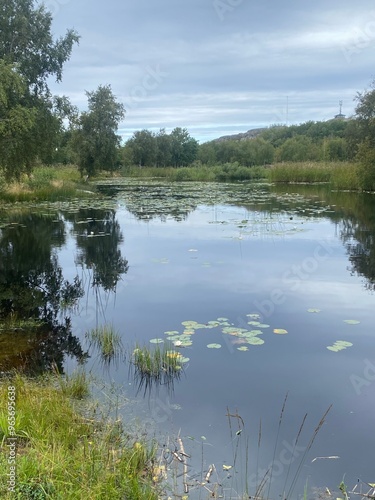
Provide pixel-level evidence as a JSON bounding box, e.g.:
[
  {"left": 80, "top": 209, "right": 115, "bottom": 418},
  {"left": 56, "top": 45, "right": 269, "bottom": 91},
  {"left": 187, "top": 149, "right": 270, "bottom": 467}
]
[
  {"left": 237, "top": 346, "right": 249, "bottom": 351},
  {"left": 149, "top": 338, "right": 164, "bottom": 344},
  {"left": 247, "top": 337, "right": 265, "bottom": 345},
  {"left": 343, "top": 319, "right": 360, "bottom": 325},
  {"left": 248, "top": 321, "right": 261, "bottom": 326},
  {"left": 327, "top": 340, "right": 353, "bottom": 352},
  {"left": 217, "top": 317, "right": 229, "bottom": 322},
  {"left": 246, "top": 313, "right": 261, "bottom": 319},
  {"left": 207, "top": 343, "right": 222, "bottom": 349},
  {"left": 257, "top": 323, "right": 270, "bottom": 328},
  {"left": 307, "top": 308, "right": 321, "bottom": 313},
  {"left": 164, "top": 330, "right": 180, "bottom": 335}
]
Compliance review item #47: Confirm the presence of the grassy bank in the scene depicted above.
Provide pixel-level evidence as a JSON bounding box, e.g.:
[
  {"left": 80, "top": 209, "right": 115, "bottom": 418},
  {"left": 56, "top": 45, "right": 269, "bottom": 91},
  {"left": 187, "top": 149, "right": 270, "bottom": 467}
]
[
  {"left": 0, "top": 372, "right": 159, "bottom": 499},
  {"left": 122, "top": 163, "right": 268, "bottom": 182},
  {"left": 268, "top": 161, "right": 360, "bottom": 190},
  {"left": 122, "top": 161, "right": 363, "bottom": 190},
  {"left": 0, "top": 165, "right": 95, "bottom": 202}
]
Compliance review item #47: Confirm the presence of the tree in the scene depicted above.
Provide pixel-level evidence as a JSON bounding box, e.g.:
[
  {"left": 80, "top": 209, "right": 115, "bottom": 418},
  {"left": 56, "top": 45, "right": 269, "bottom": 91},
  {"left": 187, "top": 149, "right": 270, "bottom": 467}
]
[
  {"left": 72, "top": 85, "right": 125, "bottom": 176},
  {"left": 170, "top": 127, "right": 198, "bottom": 166},
  {"left": 155, "top": 129, "right": 172, "bottom": 167},
  {"left": 0, "top": 0, "right": 79, "bottom": 94},
  {"left": 0, "top": 0, "right": 79, "bottom": 179},
  {"left": 126, "top": 129, "right": 157, "bottom": 167},
  {"left": 354, "top": 81, "right": 375, "bottom": 190}
]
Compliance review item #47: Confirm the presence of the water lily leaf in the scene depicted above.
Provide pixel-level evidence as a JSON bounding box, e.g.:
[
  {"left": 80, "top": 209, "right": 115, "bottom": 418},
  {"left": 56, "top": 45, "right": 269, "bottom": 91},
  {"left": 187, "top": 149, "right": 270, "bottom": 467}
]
[
  {"left": 247, "top": 337, "right": 265, "bottom": 345},
  {"left": 237, "top": 346, "right": 249, "bottom": 351},
  {"left": 335, "top": 340, "right": 353, "bottom": 347},
  {"left": 343, "top": 319, "right": 360, "bottom": 325},
  {"left": 164, "top": 330, "right": 179, "bottom": 335},
  {"left": 246, "top": 313, "right": 261, "bottom": 319},
  {"left": 207, "top": 343, "right": 222, "bottom": 349},
  {"left": 307, "top": 308, "right": 321, "bottom": 313},
  {"left": 223, "top": 464, "right": 232, "bottom": 470},
  {"left": 149, "top": 338, "right": 164, "bottom": 344},
  {"left": 257, "top": 323, "right": 270, "bottom": 328},
  {"left": 273, "top": 329, "right": 288, "bottom": 334},
  {"left": 248, "top": 320, "right": 261, "bottom": 326},
  {"left": 327, "top": 346, "right": 340, "bottom": 352},
  {"left": 217, "top": 317, "right": 229, "bottom": 321}
]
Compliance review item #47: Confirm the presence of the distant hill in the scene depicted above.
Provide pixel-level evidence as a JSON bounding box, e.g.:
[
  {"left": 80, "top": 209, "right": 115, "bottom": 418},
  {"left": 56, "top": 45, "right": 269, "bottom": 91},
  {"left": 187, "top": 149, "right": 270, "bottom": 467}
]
[{"left": 213, "top": 127, "right": 266, "bottom": 142}]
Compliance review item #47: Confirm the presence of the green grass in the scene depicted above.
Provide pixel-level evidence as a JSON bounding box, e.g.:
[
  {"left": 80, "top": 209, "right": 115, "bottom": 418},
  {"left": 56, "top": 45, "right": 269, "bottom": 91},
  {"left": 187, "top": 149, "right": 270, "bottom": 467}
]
[
  {"left": 268, "top": 161, "right": 360, "bottom": 190},
  {"left": 0, "top": 373, "right": 159, "bottom": 499},
  {"left": 122, "top": 163, "right": 268, "bottom": 182},
  {"left": 0, "top": 165, "right": 95, "bottom": 202},
  {"left": 131, "top": 343, "right": 187, "bottom": 394},
  {"left": 85, "top": 325, "right": 123, "bottom": 365}
]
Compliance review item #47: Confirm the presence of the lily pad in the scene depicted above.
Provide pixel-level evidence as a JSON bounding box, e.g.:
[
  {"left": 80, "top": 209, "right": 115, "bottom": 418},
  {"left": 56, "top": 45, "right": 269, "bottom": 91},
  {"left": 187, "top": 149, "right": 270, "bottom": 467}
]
[
  {"left": 326, "top": 340, "right": 353, "bottom": 352},
  {"left": 273, "top": 329, "right": 288, "bottom": 335},
  {"left": 237, "top": 346, "right": 249, "bottom": 351},
  {"left": 343, "top": 319, "right": 360, "bottom": 325},
  {"left": 307, "top": 308, "right": 321, "bottom": 313},
  {"left": 247, "top": 337, "right": 265, "bottom": 345},
  {"left": 207, "top": 343, "right": 222, "bottom": 349},
  {"left": 149, "top": 338, "right": 164, "bottom": 344},
  {"left": 246, "top": 313, "right": 261, "bottom": 319}
]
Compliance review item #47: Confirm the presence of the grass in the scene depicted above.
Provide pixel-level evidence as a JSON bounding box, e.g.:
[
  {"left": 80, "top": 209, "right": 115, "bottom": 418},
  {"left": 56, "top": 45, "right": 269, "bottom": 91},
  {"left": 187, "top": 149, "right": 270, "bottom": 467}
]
[
  {"left": 268, "top": 161, "right": 360, "bottom": 190},
  {"left": 0, "top": 165, "right": 95, "bottom": 202},
  {"left": 85, "top": 325, "right": 123, "bottom": 366},
  {"left": 0, "top": 372, "right": 159, "bottom": 499},
  {"left": 122, "top": 163, "right": 268, "bottom": 182},
  {"left": 131, "top": 343, "right": 187, "bottom": 394}
]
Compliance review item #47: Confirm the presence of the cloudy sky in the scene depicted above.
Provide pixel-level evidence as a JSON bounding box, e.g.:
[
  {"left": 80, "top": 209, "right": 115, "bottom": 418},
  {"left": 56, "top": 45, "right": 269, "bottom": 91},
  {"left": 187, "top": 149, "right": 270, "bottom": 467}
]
[{"left": 48, "top": 0, "right": 375, "bottom": 143}]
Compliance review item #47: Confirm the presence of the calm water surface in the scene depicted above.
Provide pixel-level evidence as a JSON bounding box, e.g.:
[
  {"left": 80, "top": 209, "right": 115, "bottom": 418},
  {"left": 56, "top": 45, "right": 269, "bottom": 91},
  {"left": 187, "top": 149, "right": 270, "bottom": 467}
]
[{"left": 1, "top": 180, "right": 374, "bottom": 498}]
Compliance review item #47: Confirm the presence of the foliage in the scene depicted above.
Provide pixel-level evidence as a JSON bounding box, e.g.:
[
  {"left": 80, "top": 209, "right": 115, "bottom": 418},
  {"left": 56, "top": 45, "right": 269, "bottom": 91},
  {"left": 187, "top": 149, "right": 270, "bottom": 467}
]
[
  {"left": 72, "top": 85, "right": 125, "bottom": 176},
  {"left": 0, "top": 374, "right": 159, "bottom": 499},
  {"left": 0, "top": 0, "right": 79, "bottom": 180},
  {"left": 353, "top": 81, "right": 375, "bottom": 190}
]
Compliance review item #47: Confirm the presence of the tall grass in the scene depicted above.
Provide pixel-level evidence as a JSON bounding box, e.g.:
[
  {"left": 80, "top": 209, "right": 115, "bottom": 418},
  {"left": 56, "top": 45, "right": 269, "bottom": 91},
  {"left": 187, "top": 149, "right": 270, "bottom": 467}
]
[
  {"left": 122, "top": 164, "right": 268, "bottom": 182},
  {"left": 86, "top": 325, "right": 123, "bottom": 366},
  {"left": 0, "top": 373, "right": 159, "bottom": 499},
  {"left": 131, "top": 343, "right": 187, "bottom": 394},
  {"left": 268, "top": 161, "right": 360, "bottom": 190},
  {"left": 0, "top": 165, "right": 95, "bottom": 202}
]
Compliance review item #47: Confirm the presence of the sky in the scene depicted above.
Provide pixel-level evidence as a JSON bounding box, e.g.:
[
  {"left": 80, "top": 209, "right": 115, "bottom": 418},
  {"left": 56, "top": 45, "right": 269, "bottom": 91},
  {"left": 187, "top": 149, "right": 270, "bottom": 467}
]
[{"left": 47, "top": 0, "right": 375, "bottom": 143}]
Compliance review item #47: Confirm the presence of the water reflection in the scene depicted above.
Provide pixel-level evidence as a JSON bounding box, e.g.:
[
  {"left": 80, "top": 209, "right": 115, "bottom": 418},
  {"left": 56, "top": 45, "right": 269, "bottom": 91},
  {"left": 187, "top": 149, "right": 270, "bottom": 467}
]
[
  {"left": 65, "top": 208, "right": 129, "bottom": 291},
  {"left": 271, "top": 184, "right": 375, "bottom": 290},
  {"left": 0, "top": 208, "right": 129, "bottom": 374}
]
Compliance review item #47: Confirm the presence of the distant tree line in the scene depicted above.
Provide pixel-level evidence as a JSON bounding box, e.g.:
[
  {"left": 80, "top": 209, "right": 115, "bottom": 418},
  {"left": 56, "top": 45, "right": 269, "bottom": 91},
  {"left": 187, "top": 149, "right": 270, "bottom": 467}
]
[{"left": 2, "top": 1, "right": 375, "bottom": 191}]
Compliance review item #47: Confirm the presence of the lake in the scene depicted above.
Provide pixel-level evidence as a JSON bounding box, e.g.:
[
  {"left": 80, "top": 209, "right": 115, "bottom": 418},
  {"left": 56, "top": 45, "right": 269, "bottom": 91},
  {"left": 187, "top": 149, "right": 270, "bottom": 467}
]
[{"left": 1, "top": 180, "right": 375, "bottom": 499}]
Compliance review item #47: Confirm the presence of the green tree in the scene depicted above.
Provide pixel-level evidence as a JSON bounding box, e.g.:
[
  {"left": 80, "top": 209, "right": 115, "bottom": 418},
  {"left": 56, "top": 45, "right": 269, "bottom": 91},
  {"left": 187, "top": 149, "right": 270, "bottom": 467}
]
[
  {"left": 73, "top": 85, "right": 125, "bottom": 176},
  {"left": 170, "top": 127, "right": 198, "bottom": 166},
  {"left": 354, "top": 81, "right": 375, "bottom": 190},
  {"left": 0, "top": 0, "right": 79, "bottom": 179},
  {"left": 126, "top": 129, "right": 157, "bottom": 167},
  {"left": 0, "top": 0, "right": 79, "bottom": 94},
  {"left": 155, "top": 129, "right": 172, "bottom": 167}
]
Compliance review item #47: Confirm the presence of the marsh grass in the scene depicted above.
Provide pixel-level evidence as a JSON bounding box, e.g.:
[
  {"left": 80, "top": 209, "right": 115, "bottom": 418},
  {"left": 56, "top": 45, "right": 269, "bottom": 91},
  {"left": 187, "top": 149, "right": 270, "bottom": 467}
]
[
  {"left": 269, "top": 161, "right": 360, "bottom": 190},
  {"left": 122, "top": 164, "right": 268, "bottom": 182},
  {"left": 0, "top": 373, "right": 159, "bottom": 499},
  {"left": 0, "top": 165, "right": 95, "bottom": 202},
  {"left": 86, "top": 325, "right": 123, "bottom": 366},
  {"left": 131, "top": 343, "right": 186, "bottom": 394}
]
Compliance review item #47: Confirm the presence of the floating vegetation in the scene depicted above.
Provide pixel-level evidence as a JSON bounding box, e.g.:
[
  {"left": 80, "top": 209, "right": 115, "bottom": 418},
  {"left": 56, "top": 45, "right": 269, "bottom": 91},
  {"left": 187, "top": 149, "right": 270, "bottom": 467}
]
[
  {"left": 207, "top": 343, "right": 222, "bottom": 349},
  {"left": 85, "top": 325, "right": 123, "bottom": 365},
  {"left": 237, "top": 346, "right": 249, "bottom": 352},
  {"left": 273, "top": 328, "right": 288, "bottom": 335},
  {"left": 131, "top": 343, "right": 187, "bottom": 395},
  {"left": 327, "top": 340, "right": 353, "bottom": 352},
  {"left": 149, "top": 338, "right": 164, "bottom": 344},
  {"left": 307, "top": 308, "right": 321, "bottom": 313},
  {"left": 343, "top": 319, "right": 360, "bottom": 325}
]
